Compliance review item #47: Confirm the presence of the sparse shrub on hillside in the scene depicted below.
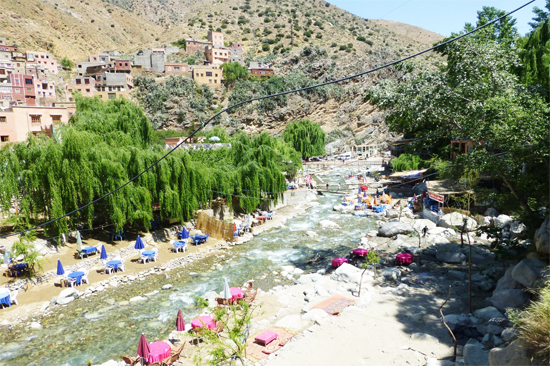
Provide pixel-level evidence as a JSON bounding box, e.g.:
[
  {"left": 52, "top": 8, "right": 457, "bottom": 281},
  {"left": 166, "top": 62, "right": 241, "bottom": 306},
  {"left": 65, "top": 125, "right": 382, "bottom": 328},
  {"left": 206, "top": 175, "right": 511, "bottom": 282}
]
[
  {"left": 60, "top": 57, "right": 74, "bottom": 70},
  {"left": 330, "top": 42, "right": 337, "bottom": 47},
  {"left": 262, "top": 44, "right": 270, "bottom": 52},
  {"left": 316, "top": 33, "right": 322, "bottom": 39}
]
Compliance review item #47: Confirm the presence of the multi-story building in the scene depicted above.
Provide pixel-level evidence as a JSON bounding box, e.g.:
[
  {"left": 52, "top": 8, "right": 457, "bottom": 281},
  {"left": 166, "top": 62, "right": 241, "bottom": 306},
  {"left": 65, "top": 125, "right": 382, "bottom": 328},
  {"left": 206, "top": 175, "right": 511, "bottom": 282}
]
[
  {"left": 185, "top": 39, "right": 211, "bottom": 54},
  {"left": 191, "top": 66, "right": 222, "bottom": 87},
  {"left": 229, "top": 54, "right": 244, "bottom": 65},
  {"left": 353, "top": 143, "right": 381, "bottom": 159},
  {"left": 0, "top": 105, "right": 75, "bottom": 146},
  {"left": 66, "top": 77, "right": 96, "bottom": 101},
  {"left": 205, "top": 47, "right": 229, "bottom": 66},
  {"left": 26, "top": 51, "right": 58, "bottom": 74},
  {"left": 77, "top": 61, "right": 105, "bottom": 76},
  {"left": 164, "top": 63, "right": 189, "bottom": 74},
  {"left": 207, "top": 31, "right": 224, "bottom": 48},
  {"left": 248, "top": 62, "right": 274, "bottom": 78},
  {"left": 228, "top": 43, "right": 243, "bottom": 55},
  {"left": 35, "top": 79, "right": 56, "bottom": 106}
]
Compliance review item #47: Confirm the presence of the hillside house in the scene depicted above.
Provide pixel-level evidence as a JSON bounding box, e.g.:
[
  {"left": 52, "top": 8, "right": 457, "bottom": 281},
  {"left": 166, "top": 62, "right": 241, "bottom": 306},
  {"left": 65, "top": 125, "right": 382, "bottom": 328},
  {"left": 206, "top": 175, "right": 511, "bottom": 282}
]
[
  {"left": 165, "top": 63, "right": 189, "bottom": 74},
  {"left": 229, "top": 54, "right": 244, "bottom": 65},
  {"left": 353, "top": 143, "right": 381, "bottom": 159},
  {"left": 0, "top": 105, "right": 75, "bottom": 146},
  {"left": 228, "top": 43, "right": 243, "bottom": 55},
  {"left": 192, "top": 66, "right": 222, "bottom": 87},
  {"left": 185, "top": 39, "right": 212, "bottom": 54},
  {"left": 205, "top": 47, "right": 229, "bottom": 65},
  {"left": 26, "top": 51, "right": 58, "bottom": 74},
  {"left": 35, "top": 79, "right": 56, "bottom": 106},
  {"left": 77, "top": 61, "right": 104, "bottom": 76},
  {"left": 0, "top": 50, "right": 12, "bottom": 61},
  {"left": 450, "top": 139, "right": 482, "bottom": 159},
  {"left": 0, "top": 74, "right": 37, "bottom": 106},
  {"left": 248, "top": 62, "right": 274, "bottom": 78},
  {"left": 66, "top": 77, "right": 96, "bottom": 100},
  {"left": 207, "top": 31, "right": 224, "bottom": 48}
]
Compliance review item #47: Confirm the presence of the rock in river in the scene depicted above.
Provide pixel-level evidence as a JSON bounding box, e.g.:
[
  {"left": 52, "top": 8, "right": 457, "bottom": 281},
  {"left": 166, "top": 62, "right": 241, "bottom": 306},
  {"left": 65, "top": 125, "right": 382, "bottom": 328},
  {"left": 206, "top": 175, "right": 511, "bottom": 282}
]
[{"left": 378, "top": 222, "right": 414, "bottom": 237}]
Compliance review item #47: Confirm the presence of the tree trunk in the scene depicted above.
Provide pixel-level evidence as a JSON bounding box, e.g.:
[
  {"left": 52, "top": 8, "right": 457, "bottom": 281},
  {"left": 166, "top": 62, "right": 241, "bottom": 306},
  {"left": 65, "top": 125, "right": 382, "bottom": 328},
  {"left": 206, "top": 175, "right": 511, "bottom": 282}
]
[
  {"left": 503, "top": 176, "right": 532, "bottom": 214},
  {"left": 358, "top": 267, "right": 368, "bottom": 297}
]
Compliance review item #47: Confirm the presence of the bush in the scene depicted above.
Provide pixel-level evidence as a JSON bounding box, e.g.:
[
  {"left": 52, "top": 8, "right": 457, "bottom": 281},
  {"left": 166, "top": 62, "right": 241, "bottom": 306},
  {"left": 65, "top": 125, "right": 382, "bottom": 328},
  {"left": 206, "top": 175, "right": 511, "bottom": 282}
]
[
  {"left": 391, "top": 154, "right": 427, "bottom": 171},
  {"left": 357, "top": 36, "right": 366, "bottom": 42},
  {"left": 262, "top": 43, "right": 270, "bottom": 52},
  {"left": 508, "top": 278, "right": 550, "bottom": 359},
  {"left": 60, "top": 57, "right": 74, "bottom": 70}
]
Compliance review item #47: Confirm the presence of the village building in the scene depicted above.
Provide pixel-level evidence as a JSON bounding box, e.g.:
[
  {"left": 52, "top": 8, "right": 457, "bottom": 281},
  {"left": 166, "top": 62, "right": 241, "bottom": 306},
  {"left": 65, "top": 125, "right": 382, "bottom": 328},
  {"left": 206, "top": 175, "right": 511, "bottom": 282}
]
[
  {"left": 248, "top": 62, "right": 274, "bottom": 78},
  {"left": 191, "top": 66, "right": 222, "bottom": 87},
  {"left": 205, "top": 47, "right": 229, "bottom": 66},
  {"left": 207, "top": 31, "right": 225, "bottom": 48},
  {"left": 353, "top": 143, "right": 381, "bottom": 159},
  {"left": 66, "top": 77, "right": 96, "bottom": 100},
  {"left": 184, "top": 39, "right": 212, "bottom": 54},
  {"left": 229, "top": 54, "right": 244, "bottom": 65},
  {"left": 228, "top": 43, "right": 243, "bottom": 55},
  {"left": 26, "top": 51, "right": 58, "bottom": 74},
  {"left": 0, "top": 105, "right": 75, "bottom": 145},
  {"left": 164, "top": 63, "right": 189, "bottom": 74}
]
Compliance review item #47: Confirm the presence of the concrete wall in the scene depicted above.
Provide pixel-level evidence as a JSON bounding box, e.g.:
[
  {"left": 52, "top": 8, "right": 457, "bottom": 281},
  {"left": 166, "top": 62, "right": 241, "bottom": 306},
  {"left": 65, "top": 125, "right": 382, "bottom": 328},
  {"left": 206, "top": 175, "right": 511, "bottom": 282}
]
[
  {"left": 151, "top": 54, "right": 165, "bottom": 73},
  {"left": 134, "top": 55, "right": 151, "bottom": 69}
]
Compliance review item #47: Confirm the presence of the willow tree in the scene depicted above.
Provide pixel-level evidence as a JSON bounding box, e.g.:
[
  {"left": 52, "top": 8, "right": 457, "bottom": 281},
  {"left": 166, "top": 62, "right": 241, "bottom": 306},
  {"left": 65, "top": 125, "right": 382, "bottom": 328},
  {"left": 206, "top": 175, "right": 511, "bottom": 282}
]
[{"left": 283, "top": 119, "right": 325, "bottom": 160}]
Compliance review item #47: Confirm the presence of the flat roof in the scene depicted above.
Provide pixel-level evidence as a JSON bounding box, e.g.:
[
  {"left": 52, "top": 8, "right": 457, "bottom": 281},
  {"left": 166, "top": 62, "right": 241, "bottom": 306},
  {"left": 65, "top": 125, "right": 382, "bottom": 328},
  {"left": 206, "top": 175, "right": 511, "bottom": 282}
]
[{"left": 426, "top": 180, "right": 474, "bottom": 195}]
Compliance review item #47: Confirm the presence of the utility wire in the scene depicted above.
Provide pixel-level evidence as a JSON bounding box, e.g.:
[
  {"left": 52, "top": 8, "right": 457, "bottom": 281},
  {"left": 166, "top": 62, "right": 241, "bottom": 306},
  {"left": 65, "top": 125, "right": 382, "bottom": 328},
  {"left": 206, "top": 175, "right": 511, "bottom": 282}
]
[{"left": 0, "top": 0, "right": 534, "bottom": 240}]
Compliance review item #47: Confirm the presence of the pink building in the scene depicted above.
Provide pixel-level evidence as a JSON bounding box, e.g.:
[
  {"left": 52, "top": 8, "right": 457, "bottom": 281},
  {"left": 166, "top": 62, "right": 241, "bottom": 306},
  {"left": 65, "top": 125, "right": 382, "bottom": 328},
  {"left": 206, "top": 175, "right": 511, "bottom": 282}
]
[
  {"left": 228, "top": 43, "right": 243, "bottom": 55},
  {"left": 26, "top": 51, "right": 59, "bottom": 74},
  {"left": 164, "top": 63, "right": 189, "bottom": 74},
  {"left": 205, "top": 47, "right": 228, "bottom": 65},
  {"left": 0, "top": 105, "right": 75, "bottom": 146},
  {"left": 0, "top": 74, "right": 37, "bottom": 106},
  {"left": 185, "top": 39, "right": 211, "bottom": 54},
  {"left": 35, "top": 79, "right": 56, "bottom": 106},
  {"left": 66, "top": 77, "right": 96, "bottom": 101}
]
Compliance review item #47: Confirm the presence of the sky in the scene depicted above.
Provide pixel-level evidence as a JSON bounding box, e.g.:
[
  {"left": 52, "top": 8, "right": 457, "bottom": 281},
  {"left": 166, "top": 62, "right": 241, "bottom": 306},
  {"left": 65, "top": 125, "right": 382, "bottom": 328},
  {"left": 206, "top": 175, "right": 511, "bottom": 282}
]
[{"left": 325, "top": 0, "right": 545, "bottom": 36}]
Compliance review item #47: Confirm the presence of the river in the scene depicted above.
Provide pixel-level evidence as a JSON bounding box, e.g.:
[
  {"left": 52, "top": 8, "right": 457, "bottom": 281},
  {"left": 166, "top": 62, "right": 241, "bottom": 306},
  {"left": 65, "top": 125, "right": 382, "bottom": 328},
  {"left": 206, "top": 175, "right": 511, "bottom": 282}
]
[{"left": 0, "top": 170, "right": 376, "bottom": 366}]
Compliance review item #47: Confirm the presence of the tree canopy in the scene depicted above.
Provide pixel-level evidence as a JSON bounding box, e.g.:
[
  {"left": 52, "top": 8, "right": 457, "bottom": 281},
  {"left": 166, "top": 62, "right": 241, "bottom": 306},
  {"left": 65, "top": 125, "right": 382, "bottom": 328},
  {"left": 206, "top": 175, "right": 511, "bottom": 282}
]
[
  {"left": 220, "top": 62, "right": 249, "bottom": 84},
  {"left": 283, "top": 119, "right": 326, "bottom": 159},
  {"left": 0, "top": 97, "right": 302, "bottom": 237}
]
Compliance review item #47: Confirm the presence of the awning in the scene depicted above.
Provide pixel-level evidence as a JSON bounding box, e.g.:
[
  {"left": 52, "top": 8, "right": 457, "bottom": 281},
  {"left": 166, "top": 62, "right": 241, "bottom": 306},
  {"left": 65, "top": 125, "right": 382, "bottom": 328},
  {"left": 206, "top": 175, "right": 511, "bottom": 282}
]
[
  {"left": 389, "top": 169, "right": 428, "bottom": 179},
  {"left": 426, "top": 180, "right": 474, "bottom": 195}
]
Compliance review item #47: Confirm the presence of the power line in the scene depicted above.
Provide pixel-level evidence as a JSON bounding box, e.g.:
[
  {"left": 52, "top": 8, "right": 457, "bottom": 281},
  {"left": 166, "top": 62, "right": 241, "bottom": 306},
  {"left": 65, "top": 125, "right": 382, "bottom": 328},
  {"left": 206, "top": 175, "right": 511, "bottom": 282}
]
[{"left": 0, "top": 0, "right": 534, "bottom": 240}]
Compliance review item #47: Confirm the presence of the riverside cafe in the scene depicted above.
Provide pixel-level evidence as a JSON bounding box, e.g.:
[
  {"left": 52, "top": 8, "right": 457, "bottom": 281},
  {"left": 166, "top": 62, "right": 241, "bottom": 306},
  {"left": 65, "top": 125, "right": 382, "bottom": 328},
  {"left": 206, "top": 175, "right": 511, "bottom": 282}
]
[{"left": 422, "top": 180, "right": 474, "bottom": 223}]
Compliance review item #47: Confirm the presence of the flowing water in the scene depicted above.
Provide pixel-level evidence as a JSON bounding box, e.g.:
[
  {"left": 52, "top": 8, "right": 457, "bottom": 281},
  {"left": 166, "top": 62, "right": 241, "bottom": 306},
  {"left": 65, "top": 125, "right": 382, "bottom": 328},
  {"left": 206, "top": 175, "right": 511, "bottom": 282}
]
[{"left": 0, "top": 170, "right": 376, "bottom": 366}]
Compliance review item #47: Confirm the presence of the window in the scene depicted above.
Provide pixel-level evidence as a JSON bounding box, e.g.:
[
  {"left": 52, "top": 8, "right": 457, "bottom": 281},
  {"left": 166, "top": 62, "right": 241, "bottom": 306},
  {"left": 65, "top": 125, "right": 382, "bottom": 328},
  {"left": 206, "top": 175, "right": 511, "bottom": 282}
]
[
  {"left": 125, "top": 63, "right": 128, "bottom": 66},
  {"left": 214, "top": 79, "right": 217, "bottom": 83},
  {"left": 98, "top": 94, "right": 103, "bottom": 98},
  {"left": 168, "top": 67, "right": 172, "bottom": 71},
  {"left": 174, "top": 67, "right": 180, "bottom": 71},
  {"left": 30, "top": 115, "right": 41, "bottom": 123},
  {"left": 85, "top": 89, "right": 90, "bottom": 93},
  {"left": 209, "top": 79, "right": 212, "bottom": 83},
  {"left": 0, "top": 116, "right": 6, "bottom": 123},
  {"left": 51, "top": 115, "right": 61, "bottom": 122},
  {"left": 108, "top": 93, "right": 116, "bottom": 99},
  {"left": 206, "top": 72, "right": 212, "bottom": 77},
  {"left": 76, "top": 79, "right": 81, "bottom": 84},
  {"left": 215, "top": 73, "right": 218, "bottom": 77},
  {"left": 25, "top": 78, "right": 33, "bottom": 85},
  {"left": 85, "top": 79, "right": 90, "bottom": 84},
  {"left": 1, "top": 136, "right": 9, "bottom": 142}
]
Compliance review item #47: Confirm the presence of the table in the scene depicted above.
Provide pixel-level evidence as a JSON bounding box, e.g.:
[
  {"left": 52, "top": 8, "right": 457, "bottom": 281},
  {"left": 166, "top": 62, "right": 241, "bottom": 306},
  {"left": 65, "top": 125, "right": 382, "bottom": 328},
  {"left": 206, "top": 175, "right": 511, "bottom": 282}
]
[
  {"left": 255, "top": 330, "right": 278, "bottom": 346},
  {"left": 9, "top": 263, "right": 28, "bottom": 277},
  {"left": 142, "top": 250, "right": 155, "bottom": 261},
  {"left": 230, "top": 287, "right": 243, "bottom": 303},
  {"left": 147, "top": 341, "right": 171, "bottom": 363},
  {"left": 80, "top": 246, "right": 97, "bottom": 257},
  {"left": 106, "top": 260, "right": 122, "bottom": 271},
  {"left": 193, "top": 235, "right": 208, "bottom": 245},
  {"left": 191, "top": 315, "right": 215, "bottom": 330},
  {"left": 173, "top": 241, "right": 187, "bottom": 251},
  {"left": 68, "top": 271, "right": 84, "bottom": 286},
  {"left": 0, "top": 291, "right": 10, "bottom": 307},
  {"left": 331, "top": 258, "right": 348, "bottom": 267},
  {"left": 353, "top": 248, "right": 369, "bottom": 256},
  {"left": 257, "top": 216, "right": 266, "bottom": 222},
  {"left": 395, "top": 253, "right": 414, "bottom": 265}
]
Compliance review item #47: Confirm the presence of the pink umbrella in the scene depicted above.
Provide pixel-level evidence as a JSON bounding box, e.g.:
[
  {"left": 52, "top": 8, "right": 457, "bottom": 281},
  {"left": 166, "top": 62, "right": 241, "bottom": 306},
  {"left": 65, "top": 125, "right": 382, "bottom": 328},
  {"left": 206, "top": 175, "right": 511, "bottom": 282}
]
[
  {"left": 234, "top": 222, "right": 237, "bottom": 232},
  {"left": 176, "top": 309, "right": 185, "bottom": 331},
  {"left": 137, "top": 333, "right": 151, "bottom": 359}
]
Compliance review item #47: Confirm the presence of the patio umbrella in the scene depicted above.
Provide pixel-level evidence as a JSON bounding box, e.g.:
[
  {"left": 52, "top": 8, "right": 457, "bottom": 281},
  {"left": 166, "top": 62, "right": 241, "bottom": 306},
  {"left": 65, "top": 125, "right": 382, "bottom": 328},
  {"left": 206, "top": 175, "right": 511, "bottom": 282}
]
[
  {"left": 137, "top": 333, "right": 151, "bottom": 359},
  {"left": 176, "top": 309, "right": 185, "bottom": 331},
  {"left": 361, "top": 185, "right": 368, "bottom": 191},
  {"left": 4, "top": 251, "right": 10, "bottom": 265},
  {"left": 181, "top": 228, "right": 189, "bottom": 239},
  {"left": 100, "top": 245, "right": 108, "bottom": 260},
  {"left": 223, "top": 278, "right": 232, "bottom": 300},
  {"left": 363, "top": 191, "right": 367, "bottom": 198},
  {"left": 56, "top": 259, "right": 65, "bottom": 275},
  {"left": 357, "top": 187, "right": 361, "bottom": 195},
  {"left": 208, "top": 136, "right": 220, "bottom": 142},
  {"left": 76, "top": 231, "right": 83, "bottom": 259},
  {"left": 234, "top": 222, "right": 237, "bottom": 232},
  {"left": 134, "top": 236, "right": 145, "bottom": 250}
]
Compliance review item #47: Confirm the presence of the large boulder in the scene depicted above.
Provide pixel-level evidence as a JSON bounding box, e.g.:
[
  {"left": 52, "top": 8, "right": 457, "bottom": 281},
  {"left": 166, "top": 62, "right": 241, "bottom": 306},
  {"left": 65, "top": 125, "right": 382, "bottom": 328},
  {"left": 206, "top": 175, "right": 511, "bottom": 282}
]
[
  {"left": 534, "top": 215, "right": 550, "bottom": 254},
  {"left": 412, "top": 219, "right": 437, "bottom": 233},
  {"left": 473, "top": 306, "right": 504, "bottom": 321},
  {"left": 511, "top": 258, "right": 548, "bottom": 288},
  {"left": 330, "top": 263, "right": 365, "bottom": 284},
  {"left": 378, "top": 222, "right": 414, "bottom": 237},
  {"left": 484, "top": 208, "right": 499, "bottom": 217},
  {"left": 495, "top": 267, "right": 522, "bottom": 292},
  {"left": 494, "top": 215, "right": 513, "bottom": 228},
  {"left": 438, "top": 212, "right": 477, "bottom": 232},
  {"left": 488, "top": 339, "right": 531, "bottom": 366},
  {"left": 319, "top": 220, "right": 341, "bottom": 229},
  {"left": 463, "top": 343, "right": 489, "bottom": 366},
  {"left": 509, "top": 221, "right": 528, "bottom": 239},
  {"left": 491, "top": 289, "right": 530, "bottom": 311},
  {"left": 436, "top": 243, "right": 466, "bottom": 263},
  {"left": 56, "top": 288, "right": 79, "bottom": 305}
]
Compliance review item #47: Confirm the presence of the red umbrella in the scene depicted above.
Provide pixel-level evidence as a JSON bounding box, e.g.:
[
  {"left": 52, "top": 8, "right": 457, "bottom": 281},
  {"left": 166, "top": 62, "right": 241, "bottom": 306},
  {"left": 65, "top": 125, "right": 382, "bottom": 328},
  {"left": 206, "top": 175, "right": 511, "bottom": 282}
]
[
  {"left": 234, "top": 222, "right": 237, "bottom": 232},
  {"left": 176, "top": 309, "right": 185, "bottom": 331},
  {"left": 137, "top": 333, "right": 151, "bottom": 359},
  {"left": 361, "top": 185, "right": 368, "bottom": 191}
]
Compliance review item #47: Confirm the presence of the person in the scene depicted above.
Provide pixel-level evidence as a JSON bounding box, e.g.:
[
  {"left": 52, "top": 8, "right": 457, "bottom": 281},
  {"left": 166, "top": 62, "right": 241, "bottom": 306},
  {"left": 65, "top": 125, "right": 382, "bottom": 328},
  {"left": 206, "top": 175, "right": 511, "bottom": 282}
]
[
  {"left": 337, "top": 183, "right": 341, "bottom": 191},
  {"left": 376, "top": 189, "right": 380, "bottom": 197},
  {"left": 326, "top": 182, "right": 329, "bottom": 191},
  {"left": 422, "top": 226, "right": 428, "bottom": 237}
]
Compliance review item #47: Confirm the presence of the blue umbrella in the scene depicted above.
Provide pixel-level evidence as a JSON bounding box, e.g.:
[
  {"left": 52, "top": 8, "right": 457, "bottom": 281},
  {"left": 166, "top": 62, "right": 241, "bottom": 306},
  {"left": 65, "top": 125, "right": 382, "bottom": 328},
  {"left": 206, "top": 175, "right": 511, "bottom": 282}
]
[
  {"left": 100, "top": 244, "right": 108, "bottom": 260},
  {"left": 181, "top": 228, "right": 189, "bottom": 239},
  {"left": 134, "top": 236, "right": 145, "bottom": 250},
  {"left": 56, "top": 259, "right": 65, "bottom": 275},
  {"left": 363, "top": 191, "right": 367, "bottom": 197},
  {"left": 357, "top": 187, "right": 361, "bottom": 195}
]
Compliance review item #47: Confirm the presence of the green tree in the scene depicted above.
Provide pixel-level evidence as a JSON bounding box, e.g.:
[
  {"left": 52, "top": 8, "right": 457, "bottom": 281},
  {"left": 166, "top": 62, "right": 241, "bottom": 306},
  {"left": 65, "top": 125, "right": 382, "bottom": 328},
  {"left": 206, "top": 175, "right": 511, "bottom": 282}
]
[
  {"left": 367, "top": 38, "right": 550, "bottom": 216},
  {"left": 220, "top": 62, "right": 249, "bottom": 84},
  {"left": 528, "top": 0, "right": 549, "bottom": 29},
  {"left": 60, "top": 57, "right": 74, "bottom": 70},
  {"left": 283, "top": 119, "right": 325, "bottom": 160}
]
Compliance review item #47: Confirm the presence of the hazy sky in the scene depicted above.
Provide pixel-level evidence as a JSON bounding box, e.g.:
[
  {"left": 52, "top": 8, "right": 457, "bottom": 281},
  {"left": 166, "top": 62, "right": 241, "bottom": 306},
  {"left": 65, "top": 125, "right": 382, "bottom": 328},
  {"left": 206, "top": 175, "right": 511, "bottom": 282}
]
[{"left": 325, "top": 0, "right": 544, "bottom": 36}]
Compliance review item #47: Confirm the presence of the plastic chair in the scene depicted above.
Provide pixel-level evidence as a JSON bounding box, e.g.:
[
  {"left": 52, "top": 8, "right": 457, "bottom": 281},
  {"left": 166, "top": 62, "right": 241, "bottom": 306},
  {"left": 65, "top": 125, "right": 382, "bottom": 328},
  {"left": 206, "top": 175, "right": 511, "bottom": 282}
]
[
  {"left": 81, "top": 268, "right": 90, "bottom": 284},
  {"left": 10, "top": 291, "right": 18, "bottom": 305},
  {"left": 105, "top": 264, "right": 114, "bottom": 275},
  {"left": 66, "top": 275, "right": 76, "bottom": 287},
  {"left": 152, "top": 248, "right": 158, "bottom": 262},
  {"left": 140, "top": 252, "right": 149, "bottom": 264}
]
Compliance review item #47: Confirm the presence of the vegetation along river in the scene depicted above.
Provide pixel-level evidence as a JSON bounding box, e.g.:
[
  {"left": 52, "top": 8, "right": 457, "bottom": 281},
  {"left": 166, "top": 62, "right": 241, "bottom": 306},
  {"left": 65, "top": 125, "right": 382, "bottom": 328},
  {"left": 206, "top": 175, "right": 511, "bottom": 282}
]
[{"left": 0, "top": 171, "right": 376, "bottom": 366}]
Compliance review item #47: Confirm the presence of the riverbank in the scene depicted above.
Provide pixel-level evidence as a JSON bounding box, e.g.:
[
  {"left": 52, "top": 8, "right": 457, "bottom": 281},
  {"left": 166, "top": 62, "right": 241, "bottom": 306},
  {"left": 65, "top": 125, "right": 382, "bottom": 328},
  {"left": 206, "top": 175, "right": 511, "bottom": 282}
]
[{"left": 0, "top": 194, "right": 317, "bottom": 327}]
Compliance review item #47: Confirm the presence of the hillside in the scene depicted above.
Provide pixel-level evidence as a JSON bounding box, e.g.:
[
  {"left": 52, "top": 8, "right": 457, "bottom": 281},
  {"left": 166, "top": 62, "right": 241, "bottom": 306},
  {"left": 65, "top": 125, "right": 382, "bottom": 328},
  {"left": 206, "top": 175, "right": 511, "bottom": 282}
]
[{"left": 1, "top": 0, "right": 444, "bottom": 148}]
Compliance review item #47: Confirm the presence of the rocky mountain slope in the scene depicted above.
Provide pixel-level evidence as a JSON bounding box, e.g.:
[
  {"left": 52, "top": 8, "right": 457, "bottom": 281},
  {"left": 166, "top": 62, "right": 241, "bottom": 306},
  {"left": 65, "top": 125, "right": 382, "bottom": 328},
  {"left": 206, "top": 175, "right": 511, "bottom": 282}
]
[{"left": 2, "top": 0, "right": 444, "bottom": 147}]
